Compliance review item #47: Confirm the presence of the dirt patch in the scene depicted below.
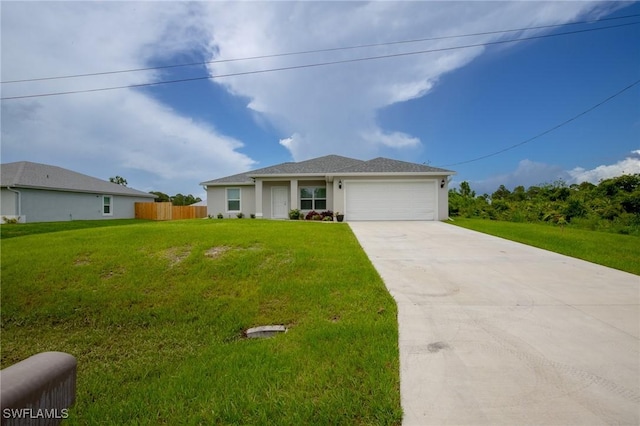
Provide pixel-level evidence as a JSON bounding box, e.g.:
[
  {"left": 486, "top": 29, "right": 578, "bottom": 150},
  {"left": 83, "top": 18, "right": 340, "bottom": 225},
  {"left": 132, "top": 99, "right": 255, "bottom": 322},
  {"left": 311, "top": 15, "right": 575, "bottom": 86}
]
[
  {"left": 205, "top": 246, "right": 231, "bottom": 259},
  {"left": 161, "top": 246, "right": 192, "bottom": 267}
]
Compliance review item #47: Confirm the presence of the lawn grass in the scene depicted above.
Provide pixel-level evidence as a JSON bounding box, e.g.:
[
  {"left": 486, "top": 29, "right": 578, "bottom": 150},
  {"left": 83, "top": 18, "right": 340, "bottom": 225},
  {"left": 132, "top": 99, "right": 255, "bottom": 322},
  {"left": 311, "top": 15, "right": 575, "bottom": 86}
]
[
  {"left": 448, "top": 218, "right": 640, "bottom": 275},
  {"left": 0, "top": 218, "right": 150, "bottom": 239},
  {"left": 1, "top": 220, "right": 402, "bottom": 425}
]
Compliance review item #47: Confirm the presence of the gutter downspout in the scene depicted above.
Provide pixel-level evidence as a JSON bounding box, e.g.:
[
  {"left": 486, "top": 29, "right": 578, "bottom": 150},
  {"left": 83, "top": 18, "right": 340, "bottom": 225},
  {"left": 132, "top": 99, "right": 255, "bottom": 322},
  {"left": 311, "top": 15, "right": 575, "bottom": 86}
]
[{"left": 7, "top": 186, "right": 22, "bottom": 222}]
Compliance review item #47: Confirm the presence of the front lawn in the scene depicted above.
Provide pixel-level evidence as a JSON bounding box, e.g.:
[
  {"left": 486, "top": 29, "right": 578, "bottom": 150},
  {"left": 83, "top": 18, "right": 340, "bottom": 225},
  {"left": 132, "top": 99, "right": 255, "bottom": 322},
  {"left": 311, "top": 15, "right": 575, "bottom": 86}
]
[
  {"left": 1, "top": 220, "right": 402, "bottom": 425},
  {"left": 448, "top": 218, "right": 640, "bottom": 275}
]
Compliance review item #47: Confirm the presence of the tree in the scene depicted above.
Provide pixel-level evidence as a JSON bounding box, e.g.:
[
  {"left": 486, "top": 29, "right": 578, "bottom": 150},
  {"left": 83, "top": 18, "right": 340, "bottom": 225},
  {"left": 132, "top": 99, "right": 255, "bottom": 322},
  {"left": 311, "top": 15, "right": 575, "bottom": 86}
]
[
  {"left": 109, "top": 176, "right": 128, "bottom": 186},
  {"left": 150, "top": 191, "right": 171, "bottom": 203}
]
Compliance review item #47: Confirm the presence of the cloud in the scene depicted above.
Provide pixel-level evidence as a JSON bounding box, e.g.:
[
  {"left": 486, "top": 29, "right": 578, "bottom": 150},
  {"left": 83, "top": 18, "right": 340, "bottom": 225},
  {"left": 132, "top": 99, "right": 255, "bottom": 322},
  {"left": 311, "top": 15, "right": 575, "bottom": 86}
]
[
  {"left": 1, "top": 2, "right": 254, "bottom": 195},
  {"left": 568, "top": 150, "right": 640, "bottom": 183},
  {"left": 468, "top": 150, "right": 640, "bottom": 194},
  {"left": 201, "top": 1, "right": 614, "bottom": 161}
]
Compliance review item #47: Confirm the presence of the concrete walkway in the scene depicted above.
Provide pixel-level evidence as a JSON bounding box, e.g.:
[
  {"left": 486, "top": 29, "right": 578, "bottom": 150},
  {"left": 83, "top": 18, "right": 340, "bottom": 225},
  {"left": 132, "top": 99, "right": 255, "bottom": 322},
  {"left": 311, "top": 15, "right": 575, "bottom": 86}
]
[{"left": 349, "top": 221, "right": 639, "bottom": 426}]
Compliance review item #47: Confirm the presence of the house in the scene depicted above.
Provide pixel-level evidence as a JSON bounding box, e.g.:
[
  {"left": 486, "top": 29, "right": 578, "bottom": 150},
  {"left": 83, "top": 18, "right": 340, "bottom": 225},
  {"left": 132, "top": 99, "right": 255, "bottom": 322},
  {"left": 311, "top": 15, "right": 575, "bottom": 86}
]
[
  {"left": 200, "top": 155, "right": 455, "bottom": 221},
  {"left": 1, "top": 161, "right": 156, "bottom": 223}
]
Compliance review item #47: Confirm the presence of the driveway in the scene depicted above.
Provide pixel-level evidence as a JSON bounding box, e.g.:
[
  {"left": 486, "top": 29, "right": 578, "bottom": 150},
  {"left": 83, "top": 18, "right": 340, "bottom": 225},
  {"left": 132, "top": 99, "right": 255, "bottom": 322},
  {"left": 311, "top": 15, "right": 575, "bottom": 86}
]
[{"left": 349, "top": 221, "right": 639, "bottom": 426}]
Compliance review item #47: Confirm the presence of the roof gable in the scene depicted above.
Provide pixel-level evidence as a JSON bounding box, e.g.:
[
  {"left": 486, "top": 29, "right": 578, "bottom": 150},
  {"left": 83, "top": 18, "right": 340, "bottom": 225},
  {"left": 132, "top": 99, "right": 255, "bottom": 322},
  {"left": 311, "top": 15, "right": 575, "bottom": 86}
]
[{"left": 0, "top": 161, "right": 155, "bottom": 197}]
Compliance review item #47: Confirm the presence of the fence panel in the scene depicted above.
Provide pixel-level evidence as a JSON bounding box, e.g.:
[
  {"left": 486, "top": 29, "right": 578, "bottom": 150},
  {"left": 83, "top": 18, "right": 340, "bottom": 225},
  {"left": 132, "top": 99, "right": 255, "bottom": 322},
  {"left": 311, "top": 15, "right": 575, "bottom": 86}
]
[
  {"left": 172, "top": 205, "right": 207, "bottom": 220},
  {"left": 135, "top": 203, "right": 207, "bottom": 220}
]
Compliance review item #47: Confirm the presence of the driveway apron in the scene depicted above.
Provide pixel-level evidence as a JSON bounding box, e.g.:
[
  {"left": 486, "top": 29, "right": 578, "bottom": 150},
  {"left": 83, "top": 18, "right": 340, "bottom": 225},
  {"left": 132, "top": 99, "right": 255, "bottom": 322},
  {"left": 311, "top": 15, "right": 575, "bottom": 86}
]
[{"left": 349, "top": 221, "right": 639, "bottom": 426}]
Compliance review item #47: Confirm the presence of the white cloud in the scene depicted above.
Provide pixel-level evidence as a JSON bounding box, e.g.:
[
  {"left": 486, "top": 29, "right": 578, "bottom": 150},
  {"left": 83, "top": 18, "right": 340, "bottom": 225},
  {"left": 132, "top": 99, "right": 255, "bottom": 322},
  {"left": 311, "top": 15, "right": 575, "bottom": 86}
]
[
  {"left": 568, "top": 150, "right": 640, "bottom": 184},
  {"left": 1, "top": 2, "right": 254, "bottom": 195},
  {"left": 201, "top": 1, "right": 614, "bottom": 161}
]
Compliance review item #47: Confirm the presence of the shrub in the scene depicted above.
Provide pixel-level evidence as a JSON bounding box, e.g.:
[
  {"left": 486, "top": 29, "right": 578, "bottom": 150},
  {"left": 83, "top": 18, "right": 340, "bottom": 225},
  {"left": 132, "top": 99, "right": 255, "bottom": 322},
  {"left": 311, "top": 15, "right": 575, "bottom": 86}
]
[
  {"left": 289, "top": 209, "right": 301, "bottom": 220},
  {"left": 320, "top": 210, "right": 334, "bottom": 219},
  {"left": 236, "top": 212, "right": 244, "bottom": 219},
  {"left": 250, "top": 213, "right": 256, "bottom": 219},
  {"left": 305, "top": 210, "right": 318, "bottom": 220},
  {"left": 217, "top": 213, "right": 223, "bottom": 219},
  {"left": 322, "top": 216, "right": 333, "bottom": 222},
  {"left": 2, "top": 217, "right": 19, "bottom": 224}
]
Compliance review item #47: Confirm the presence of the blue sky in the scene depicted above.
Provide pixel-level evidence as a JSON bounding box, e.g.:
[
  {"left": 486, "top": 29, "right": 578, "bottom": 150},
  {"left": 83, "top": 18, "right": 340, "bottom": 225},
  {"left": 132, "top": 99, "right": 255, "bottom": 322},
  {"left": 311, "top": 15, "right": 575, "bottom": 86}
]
[{"left": 2, "top": 1, "right": 639, "bottom": 198}]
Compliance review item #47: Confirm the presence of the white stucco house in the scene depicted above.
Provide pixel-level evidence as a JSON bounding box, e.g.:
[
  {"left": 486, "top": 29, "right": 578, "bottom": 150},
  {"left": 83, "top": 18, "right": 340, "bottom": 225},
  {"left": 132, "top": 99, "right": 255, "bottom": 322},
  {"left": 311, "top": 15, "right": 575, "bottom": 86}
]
[
  {"left": 1, "top": 161, "right": 155, "bottom": 223},
  {"left": 200, "top": 155, "right": 455, "bottom": 221}
]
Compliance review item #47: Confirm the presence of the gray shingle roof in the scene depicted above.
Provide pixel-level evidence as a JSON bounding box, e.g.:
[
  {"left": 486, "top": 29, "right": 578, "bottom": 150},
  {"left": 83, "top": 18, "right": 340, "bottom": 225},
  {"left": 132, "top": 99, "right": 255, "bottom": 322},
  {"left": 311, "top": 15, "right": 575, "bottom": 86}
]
[
  {"left": 338, "top": 157, "right": 452, "bottom": 173},
  {"left": 1, "top": 161, "right": 155, "bottom": 198},
  {"left": 201, "top": 154, "right": 454, "bottom": 185}
]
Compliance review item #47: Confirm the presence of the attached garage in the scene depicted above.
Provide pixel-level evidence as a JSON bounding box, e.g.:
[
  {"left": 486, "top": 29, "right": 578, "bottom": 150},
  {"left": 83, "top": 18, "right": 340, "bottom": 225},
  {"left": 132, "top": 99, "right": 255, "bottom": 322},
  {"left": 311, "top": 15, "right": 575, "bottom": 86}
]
[{"left": 345, "top": 180, "right": 437, "bottom": 221}]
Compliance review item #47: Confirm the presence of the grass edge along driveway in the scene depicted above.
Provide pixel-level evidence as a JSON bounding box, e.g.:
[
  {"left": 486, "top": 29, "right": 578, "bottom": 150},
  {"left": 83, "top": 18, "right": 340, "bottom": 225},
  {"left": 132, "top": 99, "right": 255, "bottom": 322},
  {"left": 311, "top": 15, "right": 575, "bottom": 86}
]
[
  {"left": 448, "top": 218, "right": 640, "bottom": 275},
  {"left": 1, "top": 220, "right": 402, "bottom": 425}
]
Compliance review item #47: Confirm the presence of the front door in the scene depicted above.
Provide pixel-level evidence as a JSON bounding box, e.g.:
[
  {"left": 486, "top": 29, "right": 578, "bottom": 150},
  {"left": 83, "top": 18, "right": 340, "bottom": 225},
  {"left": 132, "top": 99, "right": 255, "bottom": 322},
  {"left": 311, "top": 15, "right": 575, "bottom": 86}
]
[{"left": 271, "top": 187, "right": 289, "bottom": 219}]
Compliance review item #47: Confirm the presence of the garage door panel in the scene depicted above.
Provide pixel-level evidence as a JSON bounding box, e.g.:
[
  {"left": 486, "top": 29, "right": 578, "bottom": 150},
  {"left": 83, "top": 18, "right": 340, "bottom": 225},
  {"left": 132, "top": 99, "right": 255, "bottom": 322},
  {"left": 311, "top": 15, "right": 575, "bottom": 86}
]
[{"left": 346, "top": 180, "right": 436, "bottom": 221}]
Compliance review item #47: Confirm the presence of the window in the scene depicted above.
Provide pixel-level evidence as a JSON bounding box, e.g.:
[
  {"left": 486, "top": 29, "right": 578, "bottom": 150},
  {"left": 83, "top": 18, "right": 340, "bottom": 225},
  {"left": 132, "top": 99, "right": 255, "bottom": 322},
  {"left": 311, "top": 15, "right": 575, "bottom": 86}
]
[
  {"left": 227, "top": 188, "right": 241, "bottom": 211},
  {"left": 102, "top": 195, "right": 113, "bottom": 216},
  {"left": 300, "top": 187, "right": 326, "bottom": 210}
]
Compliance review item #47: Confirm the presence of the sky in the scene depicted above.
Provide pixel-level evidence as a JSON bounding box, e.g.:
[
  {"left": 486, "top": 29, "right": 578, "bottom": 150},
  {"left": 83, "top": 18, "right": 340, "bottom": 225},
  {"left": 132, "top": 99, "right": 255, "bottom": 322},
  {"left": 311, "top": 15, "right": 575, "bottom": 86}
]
[{"left": 1, "top": 1, "right": 639, "bottom": 198}]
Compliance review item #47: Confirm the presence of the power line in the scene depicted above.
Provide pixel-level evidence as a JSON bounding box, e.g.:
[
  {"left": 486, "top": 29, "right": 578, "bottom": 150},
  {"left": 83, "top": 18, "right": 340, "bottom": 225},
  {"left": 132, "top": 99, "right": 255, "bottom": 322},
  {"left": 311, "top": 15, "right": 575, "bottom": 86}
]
[
  {"left": 438, "top": 79, "right": 640, "bottom": 168},
  {"left": 2, "top": 12, "right": 638, "bottom": 85},
  {"left": 2, "top": 21, "right": 637, "bottom": 101}
]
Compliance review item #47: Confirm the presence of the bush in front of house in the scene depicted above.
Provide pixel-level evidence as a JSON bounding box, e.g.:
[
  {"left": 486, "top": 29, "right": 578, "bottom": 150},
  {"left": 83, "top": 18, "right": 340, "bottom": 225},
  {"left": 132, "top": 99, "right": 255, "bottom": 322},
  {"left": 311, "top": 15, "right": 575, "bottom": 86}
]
[
  {"left": 289, "top": 209, "right": 302, "bottom": 220},
  {"left": 320, "top": 210, "right": 334, "bottom": 220}
]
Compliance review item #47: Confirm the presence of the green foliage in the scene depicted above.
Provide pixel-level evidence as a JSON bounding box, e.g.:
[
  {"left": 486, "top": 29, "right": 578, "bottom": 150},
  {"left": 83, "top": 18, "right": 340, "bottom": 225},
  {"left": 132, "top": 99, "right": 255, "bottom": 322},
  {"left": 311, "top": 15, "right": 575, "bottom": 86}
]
[
  {"left": 170, "top": 193, "right": 202, "bottom": 206},
  {"left": 288, "top": 209, "right": 301, "bottom": 220},
  {"left": 236, "top": 212, "right": 244, "bottom": 219},
  {"left": 449, "top": 174, "right": 640, "bottom": 235},
  {"left": 149, "top": 191, "right": 171, "bottom": 202},
  {"left": 149, "top": 191, "right": 202, "bottom": 206},
  {"left": 109, "top": 175, "right": 128, "bottom": 186}
]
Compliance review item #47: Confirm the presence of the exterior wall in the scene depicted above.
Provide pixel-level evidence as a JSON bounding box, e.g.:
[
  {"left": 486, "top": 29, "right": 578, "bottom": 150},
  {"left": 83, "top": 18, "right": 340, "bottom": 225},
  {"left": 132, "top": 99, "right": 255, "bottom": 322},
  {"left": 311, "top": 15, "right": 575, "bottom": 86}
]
[
  {"left": 206, "top": 185, "right": 255, "bottom": 218},
  {"left": 9, "top": 188, "right": 152, "bottom": 223},
  {"left": 1, "top": 188, "right": 19, "bottom": 221},
  {"left": 206, "top": 175, "right": 451, "bottom": 221}
]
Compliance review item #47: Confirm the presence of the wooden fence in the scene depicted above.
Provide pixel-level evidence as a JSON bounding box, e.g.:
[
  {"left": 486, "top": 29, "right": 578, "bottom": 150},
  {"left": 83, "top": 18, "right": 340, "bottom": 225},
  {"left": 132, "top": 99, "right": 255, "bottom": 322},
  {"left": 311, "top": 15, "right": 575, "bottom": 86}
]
[{"left": 135, "top": 202, "right": 207, "bottom": 221}]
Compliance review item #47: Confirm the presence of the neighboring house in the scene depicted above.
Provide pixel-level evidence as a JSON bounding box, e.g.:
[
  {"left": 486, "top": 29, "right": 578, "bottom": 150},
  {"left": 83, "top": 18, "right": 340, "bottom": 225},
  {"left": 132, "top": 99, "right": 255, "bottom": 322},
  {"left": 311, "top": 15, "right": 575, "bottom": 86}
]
[
  {"left": 200, "top": 155, "right": 455, "bottom": 221},
  {"left": 1, "top": 161, "right": 156, "bottom": 223}
]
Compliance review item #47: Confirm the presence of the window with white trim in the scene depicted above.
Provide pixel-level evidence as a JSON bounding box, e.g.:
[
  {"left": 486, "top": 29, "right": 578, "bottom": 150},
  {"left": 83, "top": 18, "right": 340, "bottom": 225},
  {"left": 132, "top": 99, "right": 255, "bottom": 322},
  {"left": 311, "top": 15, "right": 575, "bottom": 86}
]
[
  {"left": 226, "top": 188, "right": 241, "bottom": 211},
  {"left": 300, "top": 187, "right": 326, "bottom": 210},
  {"left": 102, "top": 195, "right": 113, "bottom": 216}
]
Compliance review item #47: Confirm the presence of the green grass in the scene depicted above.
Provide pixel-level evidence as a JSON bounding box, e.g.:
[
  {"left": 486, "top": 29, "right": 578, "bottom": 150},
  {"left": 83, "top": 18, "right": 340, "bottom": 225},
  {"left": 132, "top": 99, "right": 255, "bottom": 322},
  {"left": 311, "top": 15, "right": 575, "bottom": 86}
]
[
  {"left": 0, "top": 218, "right": 151, "bottom": 239},
  {"left": 449, "top": 218, "right": 640, "bottom": 275},
  {"left": 1, "top": 220, "right": 401, "bottom": 425}
]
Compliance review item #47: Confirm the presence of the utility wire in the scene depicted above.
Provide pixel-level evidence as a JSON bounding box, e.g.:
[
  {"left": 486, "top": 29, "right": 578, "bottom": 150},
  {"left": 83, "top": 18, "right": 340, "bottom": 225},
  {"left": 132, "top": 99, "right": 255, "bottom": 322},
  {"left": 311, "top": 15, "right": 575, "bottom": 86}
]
[
  {"left": 2, "top": 21, "right": 637, "bottom": 101},
  {"left": 438, "top": 79, "right": 640, "bottom": 168},
  {"left": 1, "top": 12, "right": 638, "bottom": 84}
]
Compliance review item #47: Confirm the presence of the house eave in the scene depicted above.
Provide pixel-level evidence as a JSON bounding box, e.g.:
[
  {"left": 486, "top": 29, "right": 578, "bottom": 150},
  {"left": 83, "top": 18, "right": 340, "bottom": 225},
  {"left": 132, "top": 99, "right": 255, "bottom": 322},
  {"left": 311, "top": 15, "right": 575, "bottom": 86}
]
[{"left": 2, "top": 184, "right": 156, "bottom": 198}]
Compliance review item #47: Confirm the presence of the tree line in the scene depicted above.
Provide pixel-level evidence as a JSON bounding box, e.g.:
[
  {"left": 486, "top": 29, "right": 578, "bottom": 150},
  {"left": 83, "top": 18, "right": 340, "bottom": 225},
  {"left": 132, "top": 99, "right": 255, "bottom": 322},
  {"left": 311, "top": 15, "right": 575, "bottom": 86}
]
[
  {"left": 109, "top": 176, "right": 201, "bottom": 206},
  {"left": 449, "top": 174, "right": 640, "bottom": 235}
]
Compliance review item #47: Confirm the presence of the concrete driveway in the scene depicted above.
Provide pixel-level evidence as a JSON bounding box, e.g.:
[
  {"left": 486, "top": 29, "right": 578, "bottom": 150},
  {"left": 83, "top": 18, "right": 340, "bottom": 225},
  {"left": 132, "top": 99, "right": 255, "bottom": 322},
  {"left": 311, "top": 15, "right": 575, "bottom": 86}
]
[{"left": 349, "top": 221, "right": 639, "bottom": 426}]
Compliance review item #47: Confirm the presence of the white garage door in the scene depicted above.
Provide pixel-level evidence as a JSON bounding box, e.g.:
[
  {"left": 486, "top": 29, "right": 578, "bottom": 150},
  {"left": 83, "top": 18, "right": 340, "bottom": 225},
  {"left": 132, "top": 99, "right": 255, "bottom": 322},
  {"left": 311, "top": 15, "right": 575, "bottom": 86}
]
[{"left": 345, "top": 180, "right": 437, "bottom": 221}]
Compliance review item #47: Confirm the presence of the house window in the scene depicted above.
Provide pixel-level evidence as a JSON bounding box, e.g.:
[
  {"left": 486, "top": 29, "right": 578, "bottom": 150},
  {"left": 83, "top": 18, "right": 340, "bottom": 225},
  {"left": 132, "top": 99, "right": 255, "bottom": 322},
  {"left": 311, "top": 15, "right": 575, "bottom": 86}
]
[
  {"left": 102, "top": 195, "right": 113, "bottom": 216},
  {"left": 300, "top": 187, "right": 326, "bottom": 210},
  {"left": 227, "top": 188, "right": 241, "bottom": 211}
]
